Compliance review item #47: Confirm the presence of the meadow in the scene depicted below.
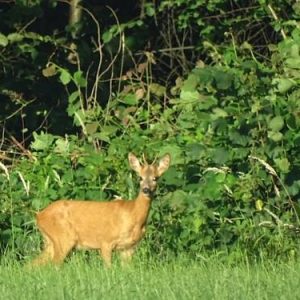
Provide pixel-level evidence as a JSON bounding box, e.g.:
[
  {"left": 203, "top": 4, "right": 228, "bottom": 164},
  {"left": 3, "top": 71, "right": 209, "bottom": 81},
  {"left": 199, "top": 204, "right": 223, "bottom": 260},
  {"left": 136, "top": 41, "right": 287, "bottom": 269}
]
[{"left": 0, "top": 254, "right": 299, "bottom": 300}]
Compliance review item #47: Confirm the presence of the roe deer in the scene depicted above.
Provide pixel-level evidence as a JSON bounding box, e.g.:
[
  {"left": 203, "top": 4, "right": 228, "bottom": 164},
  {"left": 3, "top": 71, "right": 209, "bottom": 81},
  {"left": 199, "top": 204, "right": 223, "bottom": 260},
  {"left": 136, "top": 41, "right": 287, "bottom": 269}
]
[{"left": 32, "top": 152, "right": 170, "bottom": 267}]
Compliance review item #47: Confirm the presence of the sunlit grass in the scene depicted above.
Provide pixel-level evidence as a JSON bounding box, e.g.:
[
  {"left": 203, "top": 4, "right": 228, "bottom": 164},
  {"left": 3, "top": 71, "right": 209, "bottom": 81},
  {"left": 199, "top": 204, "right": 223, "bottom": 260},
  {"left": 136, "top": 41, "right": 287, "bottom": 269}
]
[{"left": 0, "top": 254, "right": 299, "bottom": 300}]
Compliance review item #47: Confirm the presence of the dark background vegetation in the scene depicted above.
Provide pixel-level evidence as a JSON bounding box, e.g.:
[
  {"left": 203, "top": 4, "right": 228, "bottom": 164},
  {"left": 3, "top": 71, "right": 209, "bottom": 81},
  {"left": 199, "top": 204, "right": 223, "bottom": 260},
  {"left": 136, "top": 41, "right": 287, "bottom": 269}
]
[{"left": 1, "top": 0, "right": 300, "bottom": 261}]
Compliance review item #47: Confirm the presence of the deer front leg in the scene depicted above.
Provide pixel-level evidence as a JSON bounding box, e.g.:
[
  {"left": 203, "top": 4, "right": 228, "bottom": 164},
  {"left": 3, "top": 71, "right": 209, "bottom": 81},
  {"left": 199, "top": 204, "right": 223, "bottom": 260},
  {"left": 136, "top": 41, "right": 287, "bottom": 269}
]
[{"left": 99, "top": 246, "right": 113, "bottom": 268}]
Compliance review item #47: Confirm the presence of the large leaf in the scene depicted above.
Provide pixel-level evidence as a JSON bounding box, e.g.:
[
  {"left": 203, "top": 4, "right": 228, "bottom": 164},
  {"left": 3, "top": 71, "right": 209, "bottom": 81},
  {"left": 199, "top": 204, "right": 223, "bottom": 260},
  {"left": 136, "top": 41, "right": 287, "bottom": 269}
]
[
  {"left": 149, "top": 83, "right": 166, "bottom": 97},
  {"left": 185, "top": 143, "right": 205, "bottom": 160},
  {"left": 180, "top": 90, "right": 201, "bottom": 102},
  {"left": 85, "top": 122, "right": 99, "bottom": 135},
  {"left": 269, "top": 116, "right": 284, "bottom": 132},
  {"left": 214, "top": 69, "right": 233, "bottom": 90},
  {"left": 7, "top": 33, "right": 23, "bottom": 43},
  {"left": 74, "top": 70, "right": 87, "bottom": 87},
  {"left": 285, "top": 57, "right": 300, "bottom": 69},
  {"left": 268, "top": 131, "right": 283, "bottom": 142},
  {"left": 274, "top": 157, "right": 290, "bottom": 173},
  {"left": 212, "top": 148, "right": 230, "bottom": 164},
  {"left": 42, "top": 64, "right": 57, "bottom": 77},
  {"left": 162, "top": 167, "right": 183, "bottom": 186},
  {"left": 31, "top": 132, "right": 55, "bottom": 151},
  {"left": 59, "top": 69, "right": 72, "bottom": 85},
  {"left": 276, "top": 78, "right": 295, "bottom": 93},
  {"left": 102, "top": 30, "right": 113, "bottom": 43},
  {"left": 122, "top": 94, "right": 138, "bottom": 105},
  {"left": 0, "top": 33, "right": 8, "bottom": 47},
  {"left": 158, "top": 145, "right": 183, "bottom": 165},
  {"left": 168, "top": 190, "right": 188, "bottom": 210}
]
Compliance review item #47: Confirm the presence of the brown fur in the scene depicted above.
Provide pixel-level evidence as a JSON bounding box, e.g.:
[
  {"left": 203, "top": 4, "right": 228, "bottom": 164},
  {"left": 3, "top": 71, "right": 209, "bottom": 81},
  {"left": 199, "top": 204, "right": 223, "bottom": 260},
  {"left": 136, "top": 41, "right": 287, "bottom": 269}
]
[{"left": 32, "top": 153, "right": 170, "bottom": 267}]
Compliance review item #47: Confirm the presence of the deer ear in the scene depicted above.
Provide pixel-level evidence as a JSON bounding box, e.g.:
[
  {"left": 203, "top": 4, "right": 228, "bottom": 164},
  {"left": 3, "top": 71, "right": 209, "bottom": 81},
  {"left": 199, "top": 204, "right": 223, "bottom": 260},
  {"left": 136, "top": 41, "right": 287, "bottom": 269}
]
[
  {"left": 128, "top": 153, "right": 142, "bottom": 173},
  {"left": 157, "top": 153, "right": 171, "bottom": 176}
]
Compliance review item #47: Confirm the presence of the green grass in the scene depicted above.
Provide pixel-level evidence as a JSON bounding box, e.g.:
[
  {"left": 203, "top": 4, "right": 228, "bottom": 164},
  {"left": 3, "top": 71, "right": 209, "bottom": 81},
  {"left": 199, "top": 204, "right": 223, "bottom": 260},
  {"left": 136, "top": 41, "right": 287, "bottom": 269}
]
[{"left": 0, "top": 254, "right": 299, "bottom": 300}]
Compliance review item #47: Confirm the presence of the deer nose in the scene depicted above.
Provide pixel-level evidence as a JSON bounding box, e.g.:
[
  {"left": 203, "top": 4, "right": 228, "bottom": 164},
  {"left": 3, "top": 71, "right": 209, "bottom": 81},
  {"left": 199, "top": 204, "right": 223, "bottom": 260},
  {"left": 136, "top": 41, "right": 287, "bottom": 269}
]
[{"left": 142, "top": 187, "right": 151, "bottom": 195}]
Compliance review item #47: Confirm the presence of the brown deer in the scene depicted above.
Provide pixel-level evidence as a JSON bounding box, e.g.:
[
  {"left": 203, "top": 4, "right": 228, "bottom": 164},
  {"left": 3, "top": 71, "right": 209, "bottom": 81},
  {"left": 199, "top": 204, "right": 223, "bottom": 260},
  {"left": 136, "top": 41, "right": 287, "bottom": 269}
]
[{"left": 32, "top": 152, "right": 170, "bottom": 267}]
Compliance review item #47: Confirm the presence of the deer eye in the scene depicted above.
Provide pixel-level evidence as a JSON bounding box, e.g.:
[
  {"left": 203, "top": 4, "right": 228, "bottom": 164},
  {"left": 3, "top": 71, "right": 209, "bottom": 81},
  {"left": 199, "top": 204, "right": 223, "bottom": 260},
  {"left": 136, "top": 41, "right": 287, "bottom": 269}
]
[{"left": 153, "top": 177, "right": 158, "bottom": 182}]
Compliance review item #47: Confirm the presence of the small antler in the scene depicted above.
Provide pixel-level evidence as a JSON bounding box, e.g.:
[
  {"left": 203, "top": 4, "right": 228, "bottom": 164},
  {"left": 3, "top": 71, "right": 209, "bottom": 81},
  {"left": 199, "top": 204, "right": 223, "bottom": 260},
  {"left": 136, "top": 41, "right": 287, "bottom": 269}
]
[
  {"left": 151, "top": 154, "right": 158, "bottom": 165},
  {"left": 142, "top": 153, "right": 148, "bottom": 165}
]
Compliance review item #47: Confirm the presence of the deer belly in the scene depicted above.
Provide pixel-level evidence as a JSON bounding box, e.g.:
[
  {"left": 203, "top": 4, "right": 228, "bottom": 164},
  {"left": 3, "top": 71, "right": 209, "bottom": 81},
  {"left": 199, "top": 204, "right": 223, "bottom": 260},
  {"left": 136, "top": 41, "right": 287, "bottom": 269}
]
[
  {"left": 115, "top": 226, "right": 145, "bottom": 250},
  {"left": 76, "top": 237, "right": 103, "bottom": 249},
  {"left": 75, "top": 229, "right": 112, "bottom": 249}
]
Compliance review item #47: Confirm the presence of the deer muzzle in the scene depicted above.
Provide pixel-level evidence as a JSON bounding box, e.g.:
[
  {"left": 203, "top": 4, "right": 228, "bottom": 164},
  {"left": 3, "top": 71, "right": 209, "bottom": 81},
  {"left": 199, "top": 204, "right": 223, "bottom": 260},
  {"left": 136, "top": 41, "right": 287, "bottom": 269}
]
[{"left": 142, "top": 187, "right": 151, "bottom": 195}]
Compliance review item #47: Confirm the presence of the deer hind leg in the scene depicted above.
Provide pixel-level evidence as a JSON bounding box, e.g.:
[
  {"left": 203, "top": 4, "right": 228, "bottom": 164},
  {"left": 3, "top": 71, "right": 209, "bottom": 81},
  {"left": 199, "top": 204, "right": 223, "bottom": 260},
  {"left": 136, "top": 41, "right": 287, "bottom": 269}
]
[
  {"left": 119, "top": 248, "right": 135, "bottom": 266},
  {"left": 35, "top": 217, "right": 77, "bottom": 265},
  {"left": 50, "top": 232, "right": 76, "bottom": 264},
  {"left": 31, "top": 233, "right": 54, "bottom": 266}
]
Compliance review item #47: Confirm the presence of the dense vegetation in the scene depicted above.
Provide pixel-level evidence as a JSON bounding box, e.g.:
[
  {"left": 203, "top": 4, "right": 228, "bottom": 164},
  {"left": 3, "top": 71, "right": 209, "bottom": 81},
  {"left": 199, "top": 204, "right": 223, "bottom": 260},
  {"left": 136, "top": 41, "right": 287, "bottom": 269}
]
[{"left": 1, "top": 0, "right": 300, "bottom": 262}]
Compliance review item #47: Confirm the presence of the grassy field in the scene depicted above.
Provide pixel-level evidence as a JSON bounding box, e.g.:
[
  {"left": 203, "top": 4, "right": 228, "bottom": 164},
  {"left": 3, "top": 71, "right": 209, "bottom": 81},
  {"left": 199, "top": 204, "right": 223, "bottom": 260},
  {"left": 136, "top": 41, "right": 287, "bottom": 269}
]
[{"left": 0, "top": 254, "right": 299, "bottom": 300}]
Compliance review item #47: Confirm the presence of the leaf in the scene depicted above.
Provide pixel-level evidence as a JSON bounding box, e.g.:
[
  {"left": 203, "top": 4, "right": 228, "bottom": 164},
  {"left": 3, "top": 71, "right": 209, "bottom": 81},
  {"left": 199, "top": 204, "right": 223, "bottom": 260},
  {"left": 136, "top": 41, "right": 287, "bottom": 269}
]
[
  {"left": 182, "top": 73, "right": 199, "bottom": 91},
  {"left": 135, "top": 88, "right": 144, "bottom": 100},
  {"left": 276, "top": 78, "right": 295, "bottom": 93},
  {"left": 269, "top": 116, "right": 284, "bottom": 132},
  {"left": 198, "top": 96, "right": 218, "bottom": 110},
  {"left": 145, "top": 4, "right": 155, "bottom": 16},
  {"left": 0, "top": 33, "right": 8, "bottom": 47},
  {"left": 214, "top": 70, "right": 233, "bottom": 90},
  {"left": 68, "top": 91, "right": 80, "bottom": 103},
  {"left": 255, "top": 199, "right": 264, "bottom": 211},
  {"left": 268, "top": 131, "right": 283, "bottom": 142},
  {"left": 101, "top": 125, "right": 118, "bottom": 135},
  {"left": 193, "top": 67, "right": 213, "bottom": 86},
  {"left": 193, "top": 217, "right": 203, "bottom": 233},
  {"left": 31, "top": 132, "right": 55, "bottom": 151},
  {"left": 211, "top": 107, "right": 228, "bottom": 119},
  {"left": 136, "top": 20, "right": 143, "bottom": 26},
  {"left": 180, "top": 90, "right": 200, "bottom": 102},
  {"left": 7, "top": 33, "right": 23, "bottom": 43},
  {"left": 159, "top": 145, "right": 183, "bottom": 165},
  {"left": 93, "top": 132, "right": 110, "bottom": 142},
  {"left": 285, "top": 57, "right": 300, "bottom": 69},
  {"left": 290, "top": 43, "right": 300, "bottom": 58},
  {"left": 54, "top": 138, "right": 70, "bottom": 154},
  {"left": 32, "top": 198, "right": 50, "bottom": 210},
  {"left": 85, "top": 122, "right": 99, "bottom": 135},
  {"left": 168, "top": 190, "right": 188, "bottom": 210},
  {"left": 293, "top": 2, "right": 300, "bottom": 15},
  {"left": 185, "top": 143, "right": 205, "bottom": 160},
  {"left": 123, "top": 94, "right": 138, "bottom": 105},
  {"left": 74, "top": 70, "right": 87, "bottom": 87},
  {"left": 229, "top": 131, "right": 250, "bottom": 146},
  {"left": 202, "top": 173, "right": 223, "bottom": 199},
  {"left": 162, "top": 167, "right": 183, "bottom": 186},
  {"left": 59, "top": 69, "right": 72, "bottom": 85},
  {"left": 149, "top": 83, "right": 166, "bottom": 97},
  {"left": 102, "top": 31, "right": 112, "bottom": 43},
  {"left": 212, "top": 148, "right": 230, "bottom": 164},
  {"left": 42, "top": 64, "right": 57, "bottom": 77},
  {"left": 274, "top": 157, "right": 290, "bottom": 173}
]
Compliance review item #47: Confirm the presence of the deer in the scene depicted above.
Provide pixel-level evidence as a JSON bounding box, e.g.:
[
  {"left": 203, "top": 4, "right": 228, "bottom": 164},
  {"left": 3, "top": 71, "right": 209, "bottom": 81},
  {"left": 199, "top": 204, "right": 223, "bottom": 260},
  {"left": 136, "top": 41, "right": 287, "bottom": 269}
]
[{"left": 31, "top": 152, "right": 171, "bottom": 267}]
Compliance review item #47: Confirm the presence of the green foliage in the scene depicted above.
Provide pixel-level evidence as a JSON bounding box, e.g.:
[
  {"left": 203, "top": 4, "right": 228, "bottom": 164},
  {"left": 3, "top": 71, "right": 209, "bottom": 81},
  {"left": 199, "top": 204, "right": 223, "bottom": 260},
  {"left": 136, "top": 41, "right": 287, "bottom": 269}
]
[{"left": 1, "top": 1, "right": 300, "bottom": 262}]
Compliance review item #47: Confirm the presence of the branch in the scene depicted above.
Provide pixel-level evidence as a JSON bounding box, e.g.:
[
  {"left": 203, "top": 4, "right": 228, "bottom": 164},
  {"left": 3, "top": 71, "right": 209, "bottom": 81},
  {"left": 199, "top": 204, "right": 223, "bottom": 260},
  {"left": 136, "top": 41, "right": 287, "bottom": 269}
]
[{"left": 268, "top": 4, "right": 287, "bottom": 40}]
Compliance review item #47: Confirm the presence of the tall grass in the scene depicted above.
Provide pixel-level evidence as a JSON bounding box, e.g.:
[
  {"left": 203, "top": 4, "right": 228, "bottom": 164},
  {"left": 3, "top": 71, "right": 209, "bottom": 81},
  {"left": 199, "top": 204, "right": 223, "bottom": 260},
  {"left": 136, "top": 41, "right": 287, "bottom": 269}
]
[{"left": 0, "top": 254, "right": 299, "bottom": 300}]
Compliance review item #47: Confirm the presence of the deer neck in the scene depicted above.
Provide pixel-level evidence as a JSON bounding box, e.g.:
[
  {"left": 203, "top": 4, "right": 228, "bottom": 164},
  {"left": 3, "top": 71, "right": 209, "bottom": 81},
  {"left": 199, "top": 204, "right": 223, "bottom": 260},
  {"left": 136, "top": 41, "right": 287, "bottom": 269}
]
[{"left": 133, "top": 191, "right": 153, "bottom": 225}]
